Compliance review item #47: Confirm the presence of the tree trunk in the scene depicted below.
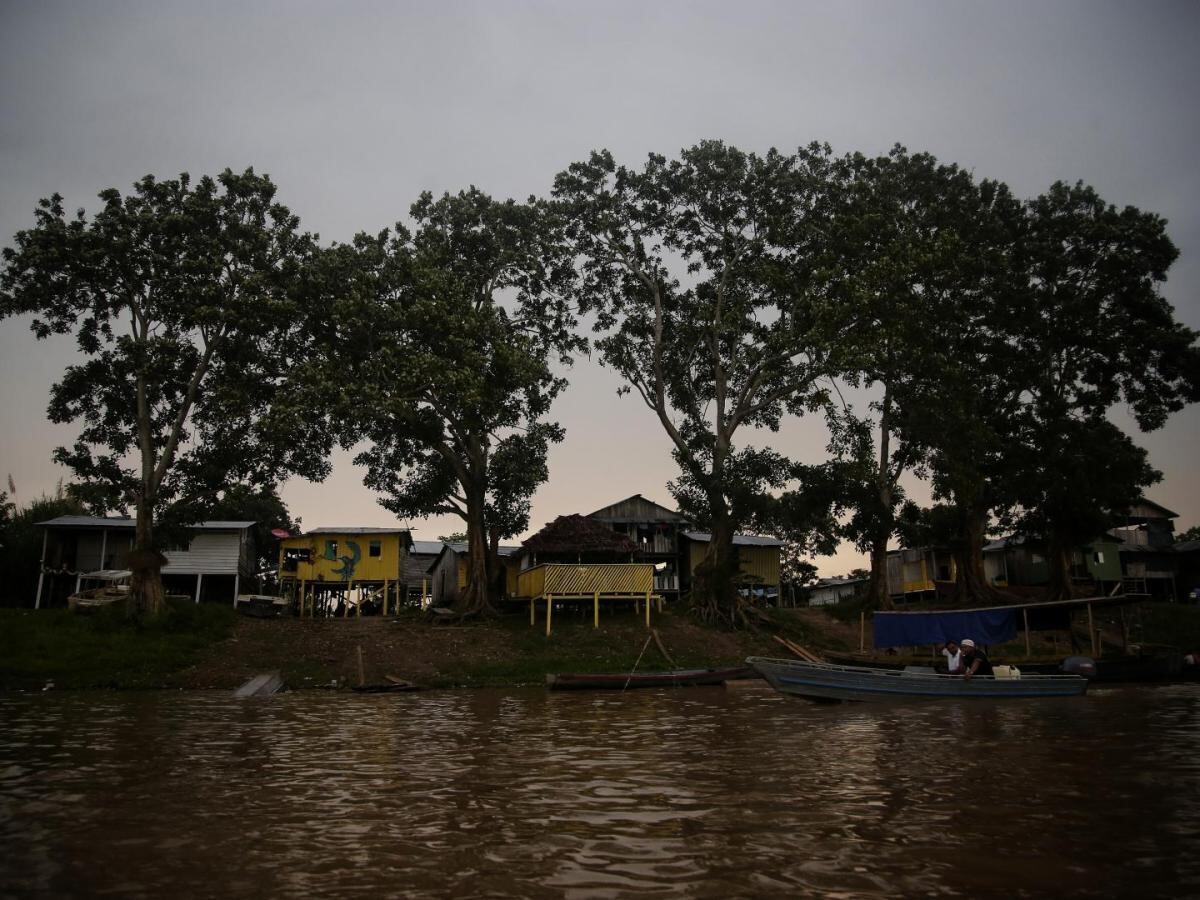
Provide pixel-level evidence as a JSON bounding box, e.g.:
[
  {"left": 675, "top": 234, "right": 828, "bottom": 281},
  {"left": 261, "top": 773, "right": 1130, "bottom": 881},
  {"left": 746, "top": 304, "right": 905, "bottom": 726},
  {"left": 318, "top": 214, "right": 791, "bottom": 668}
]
[
  {"left": 867, "top": 535, "right": 893, "bottom": 611},
  {"left": 950, "top": 504, "right": 1005, "bottom": 605},
  {"left": 690, "top": 495, "right": 745, "bottom": 627},
  {"left": 454, "top": 484, "right": 497, "bottom": 618},
  {"left": 1045, "top": 529, "right": 1075, "bottom": 604},
  {"left": 868, "top": 394, "right": 896, "bottom": 611},
  {"left": 128, "top": 500, "right": 165, "bottom": 616}
]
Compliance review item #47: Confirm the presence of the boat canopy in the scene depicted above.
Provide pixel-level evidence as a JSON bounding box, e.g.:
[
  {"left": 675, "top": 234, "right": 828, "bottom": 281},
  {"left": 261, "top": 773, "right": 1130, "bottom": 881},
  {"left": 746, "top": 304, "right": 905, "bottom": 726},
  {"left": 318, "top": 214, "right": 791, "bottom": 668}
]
[
  {"left": 875, "top": 607, "right": 1020, "bottom": 648},
  {"left": 871, "top": 596, "right": 1134, "bottom": 648}
]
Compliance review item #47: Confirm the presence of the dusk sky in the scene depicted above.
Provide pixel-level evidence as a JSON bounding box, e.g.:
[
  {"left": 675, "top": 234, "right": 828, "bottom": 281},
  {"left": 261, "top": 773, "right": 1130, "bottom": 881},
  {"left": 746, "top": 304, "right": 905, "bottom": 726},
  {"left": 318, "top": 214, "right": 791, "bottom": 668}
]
[{"left": 2, "top": 0, "right": 1198, "bottom": 574}]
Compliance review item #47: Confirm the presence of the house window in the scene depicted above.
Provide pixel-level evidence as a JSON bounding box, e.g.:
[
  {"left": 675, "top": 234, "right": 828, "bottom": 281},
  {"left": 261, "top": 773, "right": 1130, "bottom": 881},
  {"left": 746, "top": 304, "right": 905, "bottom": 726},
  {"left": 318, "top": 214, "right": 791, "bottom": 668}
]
[
  {"left": 369, "top": 540, "right": 382, "bottom": 558},
  {"left": 325, "top": 540, "right": 338, "bottom": 558},
  {"left": 1093, "top": 552, "right": 1104, "bottom": 564},
  {"left": 282, "top": 547, "right": 311, "bottom": 573}
]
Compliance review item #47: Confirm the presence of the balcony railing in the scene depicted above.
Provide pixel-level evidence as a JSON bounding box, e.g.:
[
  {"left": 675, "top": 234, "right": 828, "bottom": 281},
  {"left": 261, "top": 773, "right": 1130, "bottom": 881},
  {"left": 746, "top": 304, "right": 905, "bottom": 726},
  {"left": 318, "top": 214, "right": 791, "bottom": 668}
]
[{"left": 519, "top": 563, "right": 659, "bottom": 635}]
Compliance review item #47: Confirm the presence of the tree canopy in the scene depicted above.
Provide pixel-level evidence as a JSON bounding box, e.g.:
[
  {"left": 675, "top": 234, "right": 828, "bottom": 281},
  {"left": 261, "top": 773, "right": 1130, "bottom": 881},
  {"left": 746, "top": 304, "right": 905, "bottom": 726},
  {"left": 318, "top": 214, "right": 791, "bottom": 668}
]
[
  {"left": 0, "top": 169, "right": 333, "bottom": 614},
  {"left": 338, "top": 189, "right": 582, "bottom": 616}
]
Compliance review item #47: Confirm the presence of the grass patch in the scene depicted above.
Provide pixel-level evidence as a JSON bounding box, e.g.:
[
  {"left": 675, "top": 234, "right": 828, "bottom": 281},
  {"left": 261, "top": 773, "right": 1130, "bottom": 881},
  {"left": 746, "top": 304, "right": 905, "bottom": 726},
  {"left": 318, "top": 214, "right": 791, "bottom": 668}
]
[{"left": 0, "top": 601, "right": 237, "bottom": 690}]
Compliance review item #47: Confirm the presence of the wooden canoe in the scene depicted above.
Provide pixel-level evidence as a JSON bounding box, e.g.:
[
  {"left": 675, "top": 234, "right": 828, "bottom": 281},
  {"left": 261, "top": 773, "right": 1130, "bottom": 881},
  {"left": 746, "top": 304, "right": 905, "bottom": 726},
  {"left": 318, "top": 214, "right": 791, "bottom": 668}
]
[{"left": 546, "top": 667, "right": 752, "bottom": 690}]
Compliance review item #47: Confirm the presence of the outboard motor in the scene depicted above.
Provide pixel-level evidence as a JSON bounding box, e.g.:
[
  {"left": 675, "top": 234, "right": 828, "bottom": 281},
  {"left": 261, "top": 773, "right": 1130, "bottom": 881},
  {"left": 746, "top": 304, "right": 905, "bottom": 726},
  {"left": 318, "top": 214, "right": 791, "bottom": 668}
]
[{"left": 1061, "top": 656, "right": 1097, "bottom": 679}]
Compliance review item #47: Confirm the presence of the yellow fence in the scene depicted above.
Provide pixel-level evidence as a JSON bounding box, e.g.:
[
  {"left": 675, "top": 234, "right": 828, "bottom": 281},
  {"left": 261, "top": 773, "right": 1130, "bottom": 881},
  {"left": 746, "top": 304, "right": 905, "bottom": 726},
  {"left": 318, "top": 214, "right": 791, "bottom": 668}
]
[{"left": 518, "top": 563, "right": 658, "bottom": 636}]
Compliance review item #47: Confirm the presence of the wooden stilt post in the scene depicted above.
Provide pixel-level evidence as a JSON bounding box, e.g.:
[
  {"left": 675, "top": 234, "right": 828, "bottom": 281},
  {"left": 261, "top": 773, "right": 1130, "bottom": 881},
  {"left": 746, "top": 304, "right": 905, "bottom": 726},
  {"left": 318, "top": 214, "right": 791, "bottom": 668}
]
[
  {"left": 383, "top": 580, "right": 389, "bottom": 616},
  {"left": 354, "top": 581, "right": 361, "bottom": 617},
  {"left": 545, "top": 594, "right": 553, "bottom": 637},
  {"left": 35, "top": 530, "right": 48, "bottom": 609},
  {"left": 529, "top": 597, "right": 535, "bottom": 626},
  {"left": 645, "top": 591, "right": 651, "bottom": 627},
  {"left": 1023, "top": 607, "right": 1031, "bottom": 657},
  {"left": 300, "top": 579, "right": 306, "bottom": 617},
  {"left": 594, "top": 591, "right": 599, "bottom": 629}
]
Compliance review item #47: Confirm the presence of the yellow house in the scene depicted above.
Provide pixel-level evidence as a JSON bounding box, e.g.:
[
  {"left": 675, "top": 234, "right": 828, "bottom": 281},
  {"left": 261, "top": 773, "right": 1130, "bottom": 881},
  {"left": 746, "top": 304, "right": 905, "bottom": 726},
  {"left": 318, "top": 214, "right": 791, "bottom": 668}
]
[
  {"left": 680, "top": 531, "right": 782, "bottom": 601},
  {"left": 279, "top": 527, "right": 412, "bottom": 615}
]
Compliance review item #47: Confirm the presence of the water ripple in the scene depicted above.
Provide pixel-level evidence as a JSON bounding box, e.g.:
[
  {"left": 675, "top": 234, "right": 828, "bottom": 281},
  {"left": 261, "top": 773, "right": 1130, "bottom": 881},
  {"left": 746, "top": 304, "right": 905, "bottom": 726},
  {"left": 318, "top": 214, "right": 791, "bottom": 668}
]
[{"left": 2, "top": 685, "right": 1200, "bottom": 897}]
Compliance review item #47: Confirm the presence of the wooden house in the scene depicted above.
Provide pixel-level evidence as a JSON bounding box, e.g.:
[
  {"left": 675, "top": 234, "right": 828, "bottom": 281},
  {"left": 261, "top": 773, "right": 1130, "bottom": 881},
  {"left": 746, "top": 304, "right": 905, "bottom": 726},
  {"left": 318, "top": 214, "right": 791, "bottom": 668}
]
[
  {"left": 35, "top": 516, "right": 255, "bottom": 607},
  {"left": 587, "top": 494, "right": 686, "bottom": 596},
  {"left": 517, "top": 514, "right": 654, "bottom": 634},
  {"left": 808, "top": 575, "right": 868, "bottom": 607},
  {"left": 1109, "top": 499, "right": 1180, "bottom": 599},
  {"left": 981, "top": 535, "right": 1123, "bottom": 593},
  {"left": 679, "top": 531, "right": 782, "bottom": 602},
  {"left": 886, "top": 546, "right": 956, "bottom": 601},
  {"left": 279, "top": 527, "right": 412, "bottom": 615},
  {"left": 427, "top": 542, "right": 521, "bottom": 608}
]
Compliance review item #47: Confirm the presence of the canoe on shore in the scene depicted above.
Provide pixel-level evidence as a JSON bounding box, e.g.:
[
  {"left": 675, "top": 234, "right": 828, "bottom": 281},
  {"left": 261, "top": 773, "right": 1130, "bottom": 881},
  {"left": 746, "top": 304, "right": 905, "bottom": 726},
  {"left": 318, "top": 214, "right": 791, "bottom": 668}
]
[
  {"left": 747, "top": 656, "right": 1088, "bottom": 703},
  {"left": 546, "top": 667, "right": 752, "bottom": 690}
]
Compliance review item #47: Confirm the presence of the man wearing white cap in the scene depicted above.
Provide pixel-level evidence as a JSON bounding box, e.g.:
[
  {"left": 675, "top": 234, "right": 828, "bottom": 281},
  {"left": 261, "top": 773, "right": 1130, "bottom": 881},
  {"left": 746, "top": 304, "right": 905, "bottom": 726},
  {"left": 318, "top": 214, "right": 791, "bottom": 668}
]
[{"left": 959, "top": 639, "right": 994, "bottom": 680}]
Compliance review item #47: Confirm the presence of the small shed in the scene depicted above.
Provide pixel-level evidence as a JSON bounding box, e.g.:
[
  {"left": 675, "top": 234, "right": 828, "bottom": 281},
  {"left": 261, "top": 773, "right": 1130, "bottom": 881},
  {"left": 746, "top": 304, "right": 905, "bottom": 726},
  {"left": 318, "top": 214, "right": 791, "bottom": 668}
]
[
  {"left": 679, "top": 531, "right": 782, "bottom": 602},
  {"left": 808, "top": 576, "right": 868, "bottom": 607},
  {"left": 427, "top": 542, "right": 521, "bottom": 608}
]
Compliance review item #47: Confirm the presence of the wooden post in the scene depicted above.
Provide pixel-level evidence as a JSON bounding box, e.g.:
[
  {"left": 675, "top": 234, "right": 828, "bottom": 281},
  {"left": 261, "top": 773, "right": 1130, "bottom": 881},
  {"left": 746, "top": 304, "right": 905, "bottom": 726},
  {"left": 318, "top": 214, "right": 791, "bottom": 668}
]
[
  {"left": 233, "top": 573, "right": 240, "bottom": 608},
  {"left": 645, "top": 591, "right": 651, "bottom": 627},
  {"left": 545, "top": 594, "right": 553, "bottom": 637},
  {"left": 529, "top": 597, "right": 535, "bottom": 626},
  {"left": 300, "top": 579, "right": 306, "bottom": 617},
  {"left": 593, "top": 591, "right": 599, "bottom": 629},
  {"left": 860, "top": 611, "right": 866, "bottom": 652},
  {"left": 354, "top": 582, "right": 361, "bottom": 617},
  {"left": 383, "top": 580, "right": 389, "bottom": 616},
  {"left": 194, "top": 573, "right": 203, "bottom": 604},
  {"left": 1023, "top": 607, "right": 1031, "bottom": 657},
  {"left": 35, "top": 529, "right": 48, "bottom": 609},
  {"left": 1088, "top": 602, "right": 1097, "bottom": 657}
]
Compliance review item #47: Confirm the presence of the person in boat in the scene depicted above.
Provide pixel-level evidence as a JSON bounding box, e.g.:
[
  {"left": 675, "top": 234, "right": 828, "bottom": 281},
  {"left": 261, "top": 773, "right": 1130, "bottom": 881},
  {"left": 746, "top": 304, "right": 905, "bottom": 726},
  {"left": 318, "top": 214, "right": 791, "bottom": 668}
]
[
  {"left": 940, "top": 640, "right": 962, "bottom": 675},
  {"left": 959, "top": 639, "right": 994, "bottom": 680}
]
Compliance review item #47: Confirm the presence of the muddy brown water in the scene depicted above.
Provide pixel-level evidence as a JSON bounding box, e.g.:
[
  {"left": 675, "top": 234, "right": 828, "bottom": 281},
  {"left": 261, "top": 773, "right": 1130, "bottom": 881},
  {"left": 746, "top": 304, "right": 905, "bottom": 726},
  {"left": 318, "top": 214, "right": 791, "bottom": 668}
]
[{"left": 2, "top": 683, "right": 1198, "bottom": 898}]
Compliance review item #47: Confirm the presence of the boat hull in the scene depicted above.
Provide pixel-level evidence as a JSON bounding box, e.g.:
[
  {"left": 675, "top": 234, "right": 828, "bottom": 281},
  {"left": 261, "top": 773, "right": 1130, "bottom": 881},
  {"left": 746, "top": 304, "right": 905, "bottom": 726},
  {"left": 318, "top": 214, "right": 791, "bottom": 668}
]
[
  {"left": 747, "top": 657, "right": 1088, "bottom": 703},
  {"left": 547, "top": 667, "right": 751, "bottom": 690}
]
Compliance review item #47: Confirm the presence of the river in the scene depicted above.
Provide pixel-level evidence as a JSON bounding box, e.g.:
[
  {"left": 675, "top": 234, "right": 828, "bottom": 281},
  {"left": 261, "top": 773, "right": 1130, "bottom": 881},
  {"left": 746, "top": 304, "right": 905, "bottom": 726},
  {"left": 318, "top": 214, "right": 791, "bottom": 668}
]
[{"left": 2, "top": 683, "right": 1198, "bottom": 898}]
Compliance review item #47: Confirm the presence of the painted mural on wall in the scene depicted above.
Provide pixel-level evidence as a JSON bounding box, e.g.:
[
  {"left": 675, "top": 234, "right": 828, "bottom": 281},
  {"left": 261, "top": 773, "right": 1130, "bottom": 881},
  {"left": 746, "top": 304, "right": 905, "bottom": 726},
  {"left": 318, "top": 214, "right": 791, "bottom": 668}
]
[{"left": 325, "top": 540, "right": 362, "bottom": 581}]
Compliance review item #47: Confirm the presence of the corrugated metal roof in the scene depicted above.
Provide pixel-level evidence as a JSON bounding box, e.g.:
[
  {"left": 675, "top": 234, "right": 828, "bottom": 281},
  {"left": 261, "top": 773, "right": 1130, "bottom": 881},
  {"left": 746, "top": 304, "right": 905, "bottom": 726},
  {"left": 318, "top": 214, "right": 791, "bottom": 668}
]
[
  {"left": 38, "top": 516, "right": 254, "bottom": 530},
  {"left": 683, "top": 531, "right": 783, "bottom": 547},
  {"left": 410, "top": 540, "right": 445, "bottom": 555},
  {"left": 306, "top": 526, "right": 410, "bottom": 535}
]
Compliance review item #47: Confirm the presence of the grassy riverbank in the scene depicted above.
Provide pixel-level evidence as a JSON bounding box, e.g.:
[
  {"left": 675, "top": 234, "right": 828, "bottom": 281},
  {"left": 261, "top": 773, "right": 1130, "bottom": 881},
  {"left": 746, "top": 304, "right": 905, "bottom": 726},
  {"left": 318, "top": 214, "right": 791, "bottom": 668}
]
[
  {"left": 6, "top": 600, "right": 1196, "bottom": 692},
  {"left": 0, "top": 603, "right": 238, "bottom": 690},
  {"left": 0, "top": 603, "right": 858, "bottom": 691}
]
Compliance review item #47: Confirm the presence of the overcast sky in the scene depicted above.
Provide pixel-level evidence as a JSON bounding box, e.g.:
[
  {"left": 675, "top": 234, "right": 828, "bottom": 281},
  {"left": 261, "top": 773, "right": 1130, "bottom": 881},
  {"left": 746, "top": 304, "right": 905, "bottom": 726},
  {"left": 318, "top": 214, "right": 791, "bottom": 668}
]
[{"left": 2, "top": 0, "right": 1198, "bottom": 574}]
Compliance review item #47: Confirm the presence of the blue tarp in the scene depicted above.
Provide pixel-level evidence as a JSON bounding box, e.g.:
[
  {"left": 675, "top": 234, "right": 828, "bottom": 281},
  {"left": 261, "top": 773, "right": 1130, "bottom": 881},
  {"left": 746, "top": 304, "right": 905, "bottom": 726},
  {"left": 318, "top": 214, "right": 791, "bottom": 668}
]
[{"left": 873, "top": 608, "right": 1019, "bottom": 648}]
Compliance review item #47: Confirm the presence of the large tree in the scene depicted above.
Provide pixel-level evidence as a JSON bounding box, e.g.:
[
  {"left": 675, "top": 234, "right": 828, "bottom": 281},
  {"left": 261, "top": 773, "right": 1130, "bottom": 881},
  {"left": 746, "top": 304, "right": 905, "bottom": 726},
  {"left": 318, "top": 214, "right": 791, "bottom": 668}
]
[
  {"left": 0, "top": 170, "right": 333, "bottom": 614},
  {"left": 883, "top": 173, "right": 1028, "bottom": 603},
  {"left": 554, "top": 141, "right": 858, "bottom": 626},
  {"left": 343, "top": 189, "right": 581, "bottom": 617},
  {"left": 822, "top": 148, "right": 1012, "bottom": 609},
  {"left": 1006, "top": 182, "right": 1200, "bottom": 600}
]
